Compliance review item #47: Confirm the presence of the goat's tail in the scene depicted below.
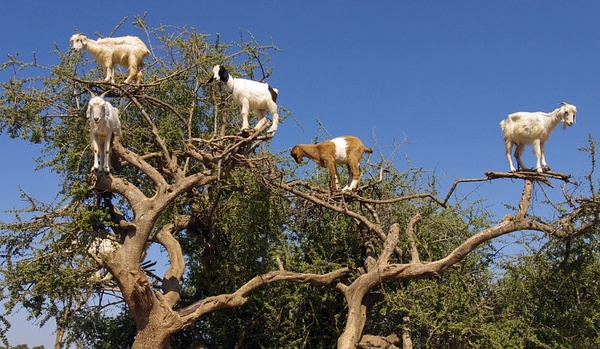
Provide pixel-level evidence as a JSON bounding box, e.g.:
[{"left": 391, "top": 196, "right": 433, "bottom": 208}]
[
  {"left": 364, "top": 147, "right": 373, "bottom": 154},
  {"left": 268, "top": 86, "right": 278, "bottom": 103}
]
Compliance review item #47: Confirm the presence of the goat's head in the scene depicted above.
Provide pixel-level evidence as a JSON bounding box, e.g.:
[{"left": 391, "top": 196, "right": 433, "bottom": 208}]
[
  {"left": 86, "top": 96, "right": 109, "bottom": 124},
  {"left": 559, "top": 102, "right": 577, "bottom": 130},
  {"left": 290, "top": 146, "right": 305, "bottom": 164},
  {"left": 69, "top": 34, "right": 87, "bottom": 52},
  {"left": 207, "top": 65, "right": 229, "bottom": 84}
]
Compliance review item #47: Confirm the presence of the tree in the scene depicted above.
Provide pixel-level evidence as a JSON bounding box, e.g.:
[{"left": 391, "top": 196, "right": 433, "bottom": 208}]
[{"left": 1, "top": 19, "right": 599, "bottom": 348}]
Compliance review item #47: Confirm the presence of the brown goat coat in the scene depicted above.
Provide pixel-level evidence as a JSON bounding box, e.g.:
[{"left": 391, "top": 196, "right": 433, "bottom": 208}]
[{"left": 291, "top": 136, "right": 373, "bottom": 192}]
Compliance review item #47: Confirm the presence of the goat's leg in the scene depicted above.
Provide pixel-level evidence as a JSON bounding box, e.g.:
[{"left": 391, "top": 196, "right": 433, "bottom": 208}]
[
  {"left": 342, "top": 163, "right": 361, "bottom": 191},
  {"left": 341, "top": 164, "right": 352, "bottom": 191},
  {"left": 102, "top": 136, "right": 112, "bottom": 173},
  {"left": 504, "top": 139, "right": 517, "bottom": 172},
  {"left": 532, "top": 139, "right": 543, "bottom": 173},
  {"left": 254, "top": 110, "right": 268, "bottom": 131},
  {"left": 540, "top": 141, "right": 550, "bottom": 171},
  {"left": 240, "top": 102, "right": 251, "bottom": 132},
  {"left": 135, "top": 71, "right": 144, "bottom": 84},
  {"left": 91, "top": 137, "right": 100, "bottom": 172},
  {"left": 267, "top": 106, "right": 279, "bottom": 134},
  {"left": 124, "top": 63, "right": 139, "bottom": 84},
  {"left": 104, "top": 64, "right": 114, "bottom": 83},
  {"left": 326, "top": 162, "right": 339, "bottom": 192},
  {"left": 514, "top": 144, "right": 528, "bottom": 171}
]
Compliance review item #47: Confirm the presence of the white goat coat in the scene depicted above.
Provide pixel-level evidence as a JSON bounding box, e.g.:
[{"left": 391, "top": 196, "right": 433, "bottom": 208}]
[
  {"left": 331, "top": 137, "right": 349, "bottom": 164},
  {"left": 210, "top": 65, "right": 279, "bottom": 134},
  {"left": 500, "top": 103, "right": 576, "bottom": 173},
  {"left": 87, "top": 237, "right": 120, "bottom": 257},
  {"left": 87, "top": 96, "right": 122, "bottom": 172},
  {"left": 70, "top": 34, "right": 150, "bottom": 84}
]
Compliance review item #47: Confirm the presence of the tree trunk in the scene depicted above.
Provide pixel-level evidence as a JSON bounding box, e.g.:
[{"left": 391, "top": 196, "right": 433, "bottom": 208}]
[
  {"left": 132, "top": 317, "right": 172, "bottom": 349},
  {"left": 127, "top": 275, "right": 181, "bottom": 349}
]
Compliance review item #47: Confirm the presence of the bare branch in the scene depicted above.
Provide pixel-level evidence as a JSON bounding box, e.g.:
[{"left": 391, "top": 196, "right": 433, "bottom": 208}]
[
  {"left": 154, "top": 223, "right": 185, "bottom": 307},
  {"left": 406, "top": 213, "right": 422, "bottom": 264},
  {"left": 178, "top": 267, "right": 352, "bottom": 326}
]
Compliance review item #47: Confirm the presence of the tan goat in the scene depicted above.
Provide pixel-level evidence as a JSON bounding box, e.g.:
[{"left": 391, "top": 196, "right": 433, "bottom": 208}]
[
  {"left": 291, "top": 135, "right": 373, "bottom": 192},
  {"left": 70, "top": 34, "right": 150, "bottom": 84}
]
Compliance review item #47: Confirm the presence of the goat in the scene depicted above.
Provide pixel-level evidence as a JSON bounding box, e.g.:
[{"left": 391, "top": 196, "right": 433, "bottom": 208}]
[
  {"left": 291, "top": 135, "right": 373, "bottom": 192},
  {"left": 87, "top": 95, "right": 122, "bottom": 173},
  {"left": 208, "top": 65, "right": 280, "bottom": 135},
  {"left": 87, "top": 237, "right": 120, "bottom": 258},
  {"left": 87, "top": 237, "right": 120, "bottom": 283},
  {"left": 500, "top": 102, "right": 577, "bottom": 173},
  {"left": 70, "top": 33, "right": 150, "bottom": 84}
]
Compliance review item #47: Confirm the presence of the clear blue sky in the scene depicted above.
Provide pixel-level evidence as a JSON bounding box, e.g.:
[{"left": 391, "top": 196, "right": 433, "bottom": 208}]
[{"left": 2, "top": 1, "right": 599, "bottom": 347}]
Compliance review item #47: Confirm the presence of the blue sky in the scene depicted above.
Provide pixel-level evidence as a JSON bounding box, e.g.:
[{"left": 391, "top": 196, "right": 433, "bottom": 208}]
[{"left": 1, "top": 1, "right": 600, "bottom": 347}]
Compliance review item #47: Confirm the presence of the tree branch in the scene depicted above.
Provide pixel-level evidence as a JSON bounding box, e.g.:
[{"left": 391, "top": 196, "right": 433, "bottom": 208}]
[
  {"left": 406, "top": 212, "right": 422, "bottom": 264},
  {"left": 112, "top": 136, "right": 168, "bottom": 191},
  {"left": 154, "top": 223, "right": 185, "bottom": 307},
  {"left": 178, "top": 268, "right": 352, "bottom": 327}
]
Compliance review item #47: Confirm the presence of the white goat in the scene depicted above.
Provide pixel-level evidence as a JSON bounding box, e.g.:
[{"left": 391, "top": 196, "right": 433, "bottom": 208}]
[
  {"left": 208, "top": 65, "right": 280, "bottom": 134},
  {"left": 87, "top": 237, "right": 120, "bottom": 258},
  {"left": 87, "top": 237, "right": 121, "bottom": 283},
  {"left": 70, "top": 34, "right": 150, "bottom": 84},
  {"left": 500, "top": 102, "right": 577, "bottom": 173},
  {"left": 87, "top": 95, "right": 122, "bottom": 173},
  {"left": 291, "top": 135, "right": 373, "bottom": 192}
]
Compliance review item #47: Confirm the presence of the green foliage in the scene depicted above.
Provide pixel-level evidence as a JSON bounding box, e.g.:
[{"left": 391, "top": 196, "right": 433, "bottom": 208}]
[
  {"left": 64, "top": 307, "right": 135, "bottom": 349},
  {"left": 494, "top": 233, "right": 600, "bottom": 349}
]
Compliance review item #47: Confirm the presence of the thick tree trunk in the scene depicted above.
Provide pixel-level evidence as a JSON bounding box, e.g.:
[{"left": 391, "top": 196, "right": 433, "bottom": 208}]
[
  {"left": 126, "top": 269, "right": 181, "bottom": 349},
  {"left": 131, "top": 314, "right": 173, "bottom": 349}
]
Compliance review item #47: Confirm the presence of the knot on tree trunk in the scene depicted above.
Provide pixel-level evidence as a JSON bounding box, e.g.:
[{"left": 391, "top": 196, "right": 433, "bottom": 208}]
[{"left": 131, "top": 270, "right": 154, "bottom": 307}]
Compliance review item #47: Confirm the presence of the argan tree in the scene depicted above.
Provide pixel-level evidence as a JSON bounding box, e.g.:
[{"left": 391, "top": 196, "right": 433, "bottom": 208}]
[{"left": 0, "top": 19, "right": 599, "bottom": 349}]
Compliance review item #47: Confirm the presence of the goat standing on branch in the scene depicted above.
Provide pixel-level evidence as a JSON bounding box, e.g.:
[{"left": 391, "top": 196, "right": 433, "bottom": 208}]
[
  {"left": 70, "top": 34, "right": 150, "bottom": 84},
  {"left": 500, "top": 102, "right": 577, "bottom": 173},
  {"left": 291, "top": 135, "right": 373, "bottom": 193},
  {"left": 208, "top": 65, "right": 280, "bottom": 135},
  {"left": 87, "top": 95, "right": 122, "bottom": 173}
]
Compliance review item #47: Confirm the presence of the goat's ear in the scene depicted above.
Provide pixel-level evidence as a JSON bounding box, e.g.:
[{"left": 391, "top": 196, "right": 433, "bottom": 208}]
[
  {"left": 219, "top": 65, "right": 229, "bottom": 82},
  {"left": 86, "top": 107, "right": 91, "bottom": 120}
]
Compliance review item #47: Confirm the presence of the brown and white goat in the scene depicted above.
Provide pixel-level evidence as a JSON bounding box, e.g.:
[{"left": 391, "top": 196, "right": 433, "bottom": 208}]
[{"left": 291, "top": 136, "right": 373, "bottom": 192}]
